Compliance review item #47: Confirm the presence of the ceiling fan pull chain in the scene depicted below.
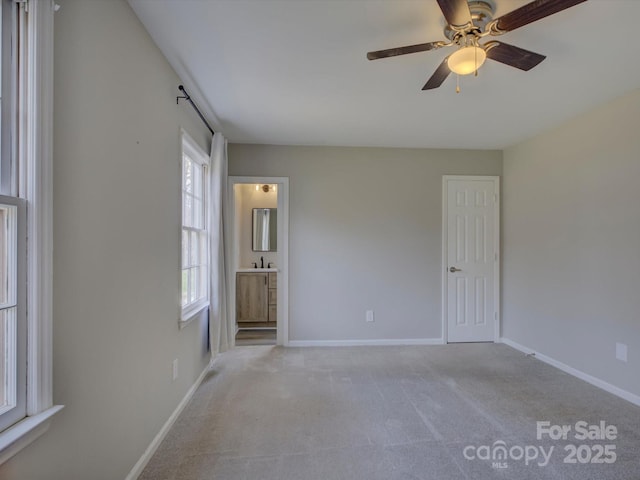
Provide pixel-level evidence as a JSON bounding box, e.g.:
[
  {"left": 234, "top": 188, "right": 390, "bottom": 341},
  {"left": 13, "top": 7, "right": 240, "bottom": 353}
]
[
  {"left": 456, "top": 74, "right": 460, "bottom": 94},
  {"left": 474, "top": 41, "right": 479, "bottom": 77}
]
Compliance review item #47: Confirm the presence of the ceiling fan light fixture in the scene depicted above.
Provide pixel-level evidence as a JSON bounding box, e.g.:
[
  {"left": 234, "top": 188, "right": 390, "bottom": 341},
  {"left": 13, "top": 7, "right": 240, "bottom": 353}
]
[
  {"left": 368, "top": 0, "right": 588, "bottom": 91},
  {"left": 447, "top": 45, "right": 486, "bottom": 75}
]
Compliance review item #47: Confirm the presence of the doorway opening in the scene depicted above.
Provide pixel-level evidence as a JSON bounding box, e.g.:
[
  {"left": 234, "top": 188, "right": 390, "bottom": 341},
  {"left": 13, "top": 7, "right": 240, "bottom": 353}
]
[{"left": 227, "top": 177, "right": 289, "bottom": 347}]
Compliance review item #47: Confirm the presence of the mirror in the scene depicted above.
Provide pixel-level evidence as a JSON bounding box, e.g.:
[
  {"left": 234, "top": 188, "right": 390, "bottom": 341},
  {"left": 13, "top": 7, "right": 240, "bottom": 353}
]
[{"left": 252, "top": 208, "right": 277, "bottom": 252}]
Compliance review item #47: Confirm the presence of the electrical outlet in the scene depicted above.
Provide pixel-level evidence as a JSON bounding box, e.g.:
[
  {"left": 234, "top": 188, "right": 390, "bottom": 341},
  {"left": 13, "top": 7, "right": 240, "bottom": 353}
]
[
  {"left": 366, "top": 310, "right": 374, "bottom": 323},
  {"left": 172, "top": 358, "right": 179, "bottom": 380},
  {"left": 615, "top": 343, "right": 627, "bottom": 363}
]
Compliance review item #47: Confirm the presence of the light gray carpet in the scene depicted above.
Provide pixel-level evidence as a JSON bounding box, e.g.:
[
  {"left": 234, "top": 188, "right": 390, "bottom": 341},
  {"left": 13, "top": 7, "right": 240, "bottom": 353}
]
[{"left": 140, "top": 344, "right": 640, "bottom": 480}]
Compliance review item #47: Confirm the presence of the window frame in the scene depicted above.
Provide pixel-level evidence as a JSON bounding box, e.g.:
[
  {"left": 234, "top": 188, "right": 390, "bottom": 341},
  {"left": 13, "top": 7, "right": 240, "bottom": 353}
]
[
  {"left": 180, "top": 130, "right": 210, "bottom": 324},
  {"left": 0, "top": 0, "right": 13, "bottom": 197},
  {"left": 0, "top": 0, "right": 62, "bottom": 464},
  {"left": 0, "top": 195, "right": 26, "bottom": 433}
]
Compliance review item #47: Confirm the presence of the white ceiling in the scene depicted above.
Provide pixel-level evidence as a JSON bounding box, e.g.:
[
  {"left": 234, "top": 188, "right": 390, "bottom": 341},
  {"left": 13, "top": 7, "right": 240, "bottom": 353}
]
[{"left": 128, "top": 0, "right": 640, "bottom": 150}]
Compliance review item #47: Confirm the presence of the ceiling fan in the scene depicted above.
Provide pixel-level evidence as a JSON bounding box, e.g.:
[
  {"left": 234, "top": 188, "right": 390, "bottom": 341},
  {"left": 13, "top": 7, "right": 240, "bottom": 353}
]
[{"left": 366, "top": 0, "right": 587, "bottom": 91}]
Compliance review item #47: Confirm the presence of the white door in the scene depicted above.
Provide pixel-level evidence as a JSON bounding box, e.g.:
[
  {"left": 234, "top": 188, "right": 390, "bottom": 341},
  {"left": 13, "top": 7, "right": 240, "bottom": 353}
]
[{"left": 443, "top": 176, "right": 499, "bottom": 343}]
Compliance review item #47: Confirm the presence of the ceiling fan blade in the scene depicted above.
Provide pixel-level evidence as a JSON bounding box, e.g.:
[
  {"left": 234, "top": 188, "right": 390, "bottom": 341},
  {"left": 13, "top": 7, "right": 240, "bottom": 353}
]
[
  {"left": 422, "top": 58, "right": 451, "bottom": 90},
  {"left": 436, "top": 0, "right": 473, "bottom": 28},
  {"left": 485, "top": 42, "right": 546, "bottom": 71},
  {"left": 493, "top": 0, "right": 587, "bottom": 33},
  {"left": 367, "top": 41, "right": 444, "bottom": 60}
]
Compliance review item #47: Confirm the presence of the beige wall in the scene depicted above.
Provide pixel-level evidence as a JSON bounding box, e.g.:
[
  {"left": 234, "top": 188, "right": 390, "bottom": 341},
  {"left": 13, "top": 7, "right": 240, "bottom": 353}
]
[
  {"left": 503, "top": 88, "right": 640, "bottom": 398},
  {"left": 0, "top": 1, "right": 211, "bottom": 479},
  {"left": 229, "top": 145, "right": 502, "bottom": 342}
]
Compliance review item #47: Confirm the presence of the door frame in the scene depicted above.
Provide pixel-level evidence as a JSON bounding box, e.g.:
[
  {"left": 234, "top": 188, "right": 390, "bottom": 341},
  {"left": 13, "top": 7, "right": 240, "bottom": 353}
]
[
  {"left": 441, "top": 175, "right": 500, "bottom": 344},
  {"left": 227, "top": 176, "right": 290, "bottom": 346}
]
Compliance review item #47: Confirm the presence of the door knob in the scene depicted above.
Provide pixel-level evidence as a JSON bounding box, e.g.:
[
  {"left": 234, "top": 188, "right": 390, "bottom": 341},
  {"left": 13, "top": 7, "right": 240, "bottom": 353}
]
[{"left": 449, "top": 267, "right": 462, "bottom": 273}]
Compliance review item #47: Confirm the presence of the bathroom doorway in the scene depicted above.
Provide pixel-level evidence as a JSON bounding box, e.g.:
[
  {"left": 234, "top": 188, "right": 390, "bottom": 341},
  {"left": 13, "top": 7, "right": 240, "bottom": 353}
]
[{"left": 227, "top": 177, "right": 289, "bottom": 346}]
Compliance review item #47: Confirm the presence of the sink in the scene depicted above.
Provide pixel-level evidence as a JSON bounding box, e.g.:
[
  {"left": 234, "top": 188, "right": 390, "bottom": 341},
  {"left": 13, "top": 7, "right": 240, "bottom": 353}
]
[{"left": 236, "top": 267, "right": 278, "bottom": 273}]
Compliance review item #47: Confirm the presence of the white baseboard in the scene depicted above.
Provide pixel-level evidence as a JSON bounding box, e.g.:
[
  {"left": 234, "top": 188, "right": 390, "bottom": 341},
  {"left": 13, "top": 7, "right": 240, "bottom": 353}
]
[
  {"left": 287, "top": 338, "right": 445, "bottom": 347},
  {"left": 500, "top": 337, "right": 640, "bottom": 408},
  {"left": 125, "top": 358, "right": 214, "bottom": 480}
]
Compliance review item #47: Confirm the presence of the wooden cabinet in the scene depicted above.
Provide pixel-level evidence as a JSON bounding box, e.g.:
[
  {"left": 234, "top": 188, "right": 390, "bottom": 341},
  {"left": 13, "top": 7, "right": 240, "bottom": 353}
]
[
  {"left": 236, "top": 272, "right": 277, "bottom": 324},
  {"left": 268, "top": 272, "right": 277, "bottom": 322}
]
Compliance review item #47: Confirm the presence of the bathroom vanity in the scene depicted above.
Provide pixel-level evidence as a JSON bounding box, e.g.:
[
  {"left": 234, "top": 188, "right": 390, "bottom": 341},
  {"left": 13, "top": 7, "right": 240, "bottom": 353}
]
[{"left": 236, "top": 270, "right": 277, "bottom": 325}]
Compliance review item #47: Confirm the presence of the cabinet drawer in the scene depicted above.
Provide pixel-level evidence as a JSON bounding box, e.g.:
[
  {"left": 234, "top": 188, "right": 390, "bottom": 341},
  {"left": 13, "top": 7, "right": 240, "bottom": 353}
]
[{"left": 268, "top": 272, "right": 277, "bottom": 289}]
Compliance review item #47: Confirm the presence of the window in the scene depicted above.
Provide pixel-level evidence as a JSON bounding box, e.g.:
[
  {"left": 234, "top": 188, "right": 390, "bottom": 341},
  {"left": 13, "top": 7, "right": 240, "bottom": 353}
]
[
  {"left": 0, "top": 0, "right": 27, "bottom": 434},
  {"left": 0, "top": 0, "right": 61, "bottom": 463},
  {"left": 0, "top": 197, "right": 25, "bottom": 434},
  {"left": 181, "top": 132, "right": 209, "bottom": 321}
]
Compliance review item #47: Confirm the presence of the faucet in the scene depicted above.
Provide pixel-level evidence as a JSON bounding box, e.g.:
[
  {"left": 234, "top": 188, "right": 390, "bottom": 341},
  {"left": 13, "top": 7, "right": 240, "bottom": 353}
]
[
  {"left": 260, "top": 256, "right": 264, "bottom": 269},
  {"left": 268, "top": 262, "right": 274, "bottom": 268}
]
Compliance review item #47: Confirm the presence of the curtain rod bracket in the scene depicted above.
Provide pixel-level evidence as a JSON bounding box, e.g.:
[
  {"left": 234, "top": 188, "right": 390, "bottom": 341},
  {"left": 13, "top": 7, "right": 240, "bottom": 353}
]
[{"left": 176, "top": 85, "right": 190, "bottom": 104}]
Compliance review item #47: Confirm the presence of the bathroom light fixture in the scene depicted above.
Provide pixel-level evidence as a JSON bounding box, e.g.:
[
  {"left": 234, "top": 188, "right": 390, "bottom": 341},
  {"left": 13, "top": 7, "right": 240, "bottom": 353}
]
[{"left": 255, "top": 184, "right": 276, "bottom": 193}]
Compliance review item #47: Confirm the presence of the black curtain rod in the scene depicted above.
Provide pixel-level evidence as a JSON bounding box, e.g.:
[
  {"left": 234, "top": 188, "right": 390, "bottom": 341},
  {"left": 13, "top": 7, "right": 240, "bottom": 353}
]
[{"left": 176, "top": 85, "right": 215, "bottom": 136}]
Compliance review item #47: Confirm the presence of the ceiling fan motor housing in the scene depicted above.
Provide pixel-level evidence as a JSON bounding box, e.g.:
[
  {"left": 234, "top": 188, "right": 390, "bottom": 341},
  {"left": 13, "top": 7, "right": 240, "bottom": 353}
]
[{"left": 444, "top": 0, "right": 496, "bottom": 39}]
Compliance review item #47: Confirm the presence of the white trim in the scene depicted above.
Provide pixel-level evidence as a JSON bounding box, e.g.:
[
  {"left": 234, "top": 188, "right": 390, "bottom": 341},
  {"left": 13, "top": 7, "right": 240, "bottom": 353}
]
[
  {"left": 0, "top": 196, "right": 27, "bottom": 431},
  {"left": 500, "top": 338, "right": 640, "bottom": 407},
  {"left": 178, "top": 302, "right": 209, "bottom": 329},
  {"left": 180, "top": 300, "right": 209, "bottom": 324},
  {"left": 0, "top": 0, "right": 16, "bottom": 197},
  {"left": 125, "top": 359, "right": 214, "bottom": 480},
  {"left": 227, "top": 176, "right": 290, "bottom": 346},
  {"left": 0, "top": 0, "right": 62, "bottom": 462},
  {"left": 498, "top": 338, "right": 533, "bottom": 355},
  {"left": 20, "top": 0, "right": 60, "bottom": 418},
  {"left": 0, "top": 405, "right": 63, "bottom": 465},
  {"left": 180, "top": 128, "right": 208, "bottom": 166},
  {"left": 180, "top": 131, "right": 210, "bottom": 322},
  {"left": 288, "top": 338, "right": 445, "bottom": 347},
  {"left": 442, "top": 175, "right": 500, "bottom": 344},
  {"left": 23, "top": 0, "right": 55, "bottom": 416}
]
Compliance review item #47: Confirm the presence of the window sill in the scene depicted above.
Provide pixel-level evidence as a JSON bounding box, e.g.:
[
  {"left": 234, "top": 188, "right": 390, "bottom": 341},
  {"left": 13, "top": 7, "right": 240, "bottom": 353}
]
[
  {"left": 179, "top": 301, "right": 209, "bottom": 330},
  {"left": 0, "top": 405, "right": 64, "bottom": 465}
]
